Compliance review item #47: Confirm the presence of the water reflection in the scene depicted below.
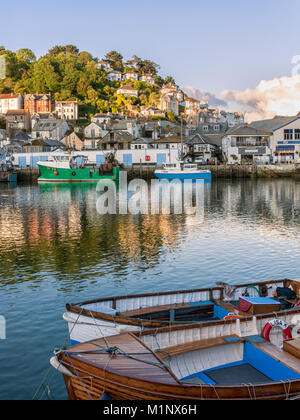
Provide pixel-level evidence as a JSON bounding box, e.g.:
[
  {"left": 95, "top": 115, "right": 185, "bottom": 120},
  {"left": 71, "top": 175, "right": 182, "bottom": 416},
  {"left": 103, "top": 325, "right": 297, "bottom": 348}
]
[
  {"left": 1, "top": 178, "right": 300, "bottom": 400},
  {"left": 0, "top": 179, "right": 300, "bottom": 290}
]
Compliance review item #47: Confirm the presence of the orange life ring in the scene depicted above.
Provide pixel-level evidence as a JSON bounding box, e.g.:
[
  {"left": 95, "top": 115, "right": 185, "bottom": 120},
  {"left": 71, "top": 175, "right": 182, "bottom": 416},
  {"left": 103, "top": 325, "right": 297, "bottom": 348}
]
[
  {"left": 262, "top": 319, "right": 292, "bottom": 342},
  {"left": 223, "top": 313, "right": 242, "bottom": 320}
]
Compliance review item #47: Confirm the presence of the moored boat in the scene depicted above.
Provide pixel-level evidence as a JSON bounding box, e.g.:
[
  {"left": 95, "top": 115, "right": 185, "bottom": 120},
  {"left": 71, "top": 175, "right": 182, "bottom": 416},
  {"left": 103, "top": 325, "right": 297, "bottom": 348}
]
[
  {"left": 155, "top": 162, "right": 212, "bottom": 180},
  {"left": 63, "top": 279, "right": 300, "bottom": 344},
  {"left": 51, "top": 311, "right": 300, "bottom": 400},
  {"left": 37, "top": 153, "right": 120, "bottom": 183},
  {"left": 0, "top": 151, "right": 17, "bottom": 183}
]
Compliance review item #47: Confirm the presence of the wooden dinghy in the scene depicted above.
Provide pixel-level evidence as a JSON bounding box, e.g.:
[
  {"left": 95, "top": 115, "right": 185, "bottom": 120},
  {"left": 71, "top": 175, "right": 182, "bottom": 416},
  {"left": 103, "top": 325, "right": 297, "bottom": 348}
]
[
  {"left": 51, "top": 313, "right": 300, "bottom": 400},
  {"left": 63, "top": 279, "right": 300, "bottom": 344}
]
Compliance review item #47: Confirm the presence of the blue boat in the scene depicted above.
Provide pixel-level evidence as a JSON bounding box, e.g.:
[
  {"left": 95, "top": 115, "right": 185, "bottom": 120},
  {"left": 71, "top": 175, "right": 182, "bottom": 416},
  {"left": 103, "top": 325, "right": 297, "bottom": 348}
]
[{"left": 155, "top": 162, "right": 212, "bottom": 181}]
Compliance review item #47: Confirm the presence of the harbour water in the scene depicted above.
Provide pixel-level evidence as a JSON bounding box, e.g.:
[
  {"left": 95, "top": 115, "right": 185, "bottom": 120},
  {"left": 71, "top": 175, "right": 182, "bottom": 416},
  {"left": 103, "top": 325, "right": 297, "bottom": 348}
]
[{"left": 1, "top": 178, "right": 300, "bottom": 399}]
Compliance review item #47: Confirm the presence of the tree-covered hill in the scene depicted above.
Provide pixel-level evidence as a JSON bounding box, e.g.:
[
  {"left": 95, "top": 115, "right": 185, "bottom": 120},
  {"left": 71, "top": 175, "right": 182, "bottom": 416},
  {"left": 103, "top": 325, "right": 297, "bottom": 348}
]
[{"left": 0, "top": 45, "right": 176, "bottom": 117}]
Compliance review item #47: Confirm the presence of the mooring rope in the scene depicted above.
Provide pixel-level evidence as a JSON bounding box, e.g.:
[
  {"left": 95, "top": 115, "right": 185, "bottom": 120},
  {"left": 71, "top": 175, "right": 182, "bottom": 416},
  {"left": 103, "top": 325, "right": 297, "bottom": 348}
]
[{"left": 32, "top": 307, "right": 84, "bottom": 400}]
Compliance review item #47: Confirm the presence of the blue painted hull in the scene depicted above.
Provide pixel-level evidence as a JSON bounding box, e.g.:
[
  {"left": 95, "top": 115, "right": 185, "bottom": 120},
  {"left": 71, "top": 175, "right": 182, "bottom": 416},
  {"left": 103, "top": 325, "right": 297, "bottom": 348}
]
[{"left": 155, "top": 172, "right": 212, "bottom": 180}]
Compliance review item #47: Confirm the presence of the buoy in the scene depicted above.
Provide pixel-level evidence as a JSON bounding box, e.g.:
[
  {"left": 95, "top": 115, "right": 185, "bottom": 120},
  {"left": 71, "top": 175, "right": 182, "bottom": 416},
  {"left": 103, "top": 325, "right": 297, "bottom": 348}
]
[
  {"left": 262, "top": 319, "right": 292, "bottom": 342},
  {"left": 54, "top": 171, "right": 58, "bottom": 176}
]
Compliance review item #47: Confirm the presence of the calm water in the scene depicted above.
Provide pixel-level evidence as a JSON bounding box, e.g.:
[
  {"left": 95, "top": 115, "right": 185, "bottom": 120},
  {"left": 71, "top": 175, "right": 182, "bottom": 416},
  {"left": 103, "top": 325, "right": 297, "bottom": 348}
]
[{"left": 1, "top": 178, "right": 300, "bottom": 399}]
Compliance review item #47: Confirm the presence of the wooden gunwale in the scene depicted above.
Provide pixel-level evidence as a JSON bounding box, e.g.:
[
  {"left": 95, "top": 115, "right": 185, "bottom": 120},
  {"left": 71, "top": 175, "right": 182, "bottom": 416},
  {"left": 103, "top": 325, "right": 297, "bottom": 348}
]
[
  {"left": 57, "top": 331, "right": 300, "bottom": 400},
  {"left": 65, "top": 279, "right": 294, "bottom": 329},
  {"left": 66, "top": 303, "right": 300, "bottom": 330},
  {"left": 135, "top": 306, "right": 300, "bottom": 337},
  {"left": 68, "top": 279, "right": 290, "bottom": 307}
]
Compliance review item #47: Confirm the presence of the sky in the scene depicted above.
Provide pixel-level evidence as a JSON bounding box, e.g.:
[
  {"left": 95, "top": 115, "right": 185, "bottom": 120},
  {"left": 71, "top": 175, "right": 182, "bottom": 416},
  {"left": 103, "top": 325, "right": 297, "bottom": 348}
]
[{"left": 1, "top": 0, "right": 300, "bottom": 120}]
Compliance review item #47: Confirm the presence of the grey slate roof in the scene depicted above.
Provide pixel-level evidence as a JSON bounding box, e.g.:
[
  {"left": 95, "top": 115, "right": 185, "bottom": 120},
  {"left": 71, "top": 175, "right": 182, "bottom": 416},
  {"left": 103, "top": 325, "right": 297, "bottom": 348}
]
[
  {"left": 250, "top": 116, "right": 300, "bottom": 132},
  {"left": 33, "top": 120, "right": 62, "bottom": 131},
  {"left": 225, "top": 124, "right": 271, "bottom": 137}
]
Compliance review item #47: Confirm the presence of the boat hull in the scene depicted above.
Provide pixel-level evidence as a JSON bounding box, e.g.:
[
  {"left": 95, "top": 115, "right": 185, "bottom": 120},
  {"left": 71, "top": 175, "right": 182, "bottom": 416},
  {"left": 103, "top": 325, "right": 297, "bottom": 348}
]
[
  {"left": 155, "top": 170, "right": 212, "bottom": 180},
  {"left": 38, "top": 164, "right": 120, "bottom": 183},
  {"left": 54, "top": 332, "right": 300, "bottom": 400},
  {"left": 64, "top": 279, "right": 300, "bottom": 344}
]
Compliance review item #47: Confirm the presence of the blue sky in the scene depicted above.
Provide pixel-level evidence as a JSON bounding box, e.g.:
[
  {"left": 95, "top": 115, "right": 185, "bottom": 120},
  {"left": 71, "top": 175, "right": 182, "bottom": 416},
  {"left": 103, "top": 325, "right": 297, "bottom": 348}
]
[{"left": 1, "top": 0, "right": 300, "bottom": 98}]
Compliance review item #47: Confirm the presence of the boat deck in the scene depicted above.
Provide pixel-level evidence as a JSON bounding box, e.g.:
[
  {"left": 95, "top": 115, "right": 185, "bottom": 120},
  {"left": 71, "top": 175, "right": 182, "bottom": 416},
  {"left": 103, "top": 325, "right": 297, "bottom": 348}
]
[
  {"left": 65, "top": 332, "right": 179, "bottom": 385},
  {"left": 248, "top": 337, "right": 300, "bottom": 374}
]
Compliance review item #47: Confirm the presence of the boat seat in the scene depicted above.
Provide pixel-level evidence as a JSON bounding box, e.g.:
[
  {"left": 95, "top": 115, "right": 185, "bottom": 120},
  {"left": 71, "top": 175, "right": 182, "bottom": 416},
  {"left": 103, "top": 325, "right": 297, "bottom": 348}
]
[
  {"left": 156, "top": 335, "right": 243, "bottom": 360},
  {"left": 120, "top": 301, "right": 214, "bottom": 318}
]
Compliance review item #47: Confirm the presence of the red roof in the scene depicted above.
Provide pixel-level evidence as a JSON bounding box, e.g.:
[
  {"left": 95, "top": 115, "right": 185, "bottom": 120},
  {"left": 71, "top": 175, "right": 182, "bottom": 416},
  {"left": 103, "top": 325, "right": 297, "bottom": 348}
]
[{"left": 0, "top": 93, "right": 20, "bottom": 100}]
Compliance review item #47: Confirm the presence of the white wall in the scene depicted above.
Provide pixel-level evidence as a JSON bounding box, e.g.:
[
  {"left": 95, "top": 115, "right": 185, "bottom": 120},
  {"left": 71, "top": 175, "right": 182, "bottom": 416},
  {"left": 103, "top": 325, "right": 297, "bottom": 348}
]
[{"left": 12, "top": 148, "right": 180, "bottom": 167}]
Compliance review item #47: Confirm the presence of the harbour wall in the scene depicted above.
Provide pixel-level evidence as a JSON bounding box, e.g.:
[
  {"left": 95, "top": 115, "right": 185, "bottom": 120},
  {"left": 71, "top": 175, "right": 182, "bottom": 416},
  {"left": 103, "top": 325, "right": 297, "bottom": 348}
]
[{"left": 16, "top": 164, "right": 300, "bottom": 183}]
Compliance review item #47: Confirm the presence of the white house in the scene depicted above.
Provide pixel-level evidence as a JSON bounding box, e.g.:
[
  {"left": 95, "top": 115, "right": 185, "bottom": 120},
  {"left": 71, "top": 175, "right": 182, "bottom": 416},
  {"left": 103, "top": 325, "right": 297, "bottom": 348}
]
[
  {"left": 0, "top": 93, "right": 23, "bottom": 115},
  {"left": 116, "top": 86, "right": 138, "bottom": 98},
  {"left": 250, "top": 116, "right": 300, "bottom": 163},
  {"left": 222, "top": 124, "right": 272, "bottom": 164},
  {"left": 123, "top": 70, "right": 139, "bottom": 81},
  {"left": 97, "top": 60, "right": 112, "bottom": 71},
  {"left": 55, "top": 101, "right": 78, "bottom": 120},
  {"left": 140, "top": 74, "right": 155, "bottom": 85},
  {"left": 84, "top": 122, "right": 107, "bottom": 140},
  {"left": 91, "top": 114, "right": 112, "bottom": 126},
  {"left": 107, "top": 70, "right": 122, "bottom": 82}
]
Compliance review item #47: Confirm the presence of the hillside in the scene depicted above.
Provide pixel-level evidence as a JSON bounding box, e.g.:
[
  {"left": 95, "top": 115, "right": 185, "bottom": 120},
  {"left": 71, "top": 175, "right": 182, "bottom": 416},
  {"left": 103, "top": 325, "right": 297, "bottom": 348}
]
[{"left": 0, "top": 45, "right": 177, "bottom": 118}]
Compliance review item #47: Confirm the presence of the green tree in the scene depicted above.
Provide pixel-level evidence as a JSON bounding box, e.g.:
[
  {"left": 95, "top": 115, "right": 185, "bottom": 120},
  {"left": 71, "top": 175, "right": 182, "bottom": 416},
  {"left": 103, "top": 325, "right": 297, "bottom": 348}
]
[
  {"left": 105, "top": 50, "right": 123, "bottom": 70},
  {"left": 48, "top": 45, "right": 79, "bottom": 56}
]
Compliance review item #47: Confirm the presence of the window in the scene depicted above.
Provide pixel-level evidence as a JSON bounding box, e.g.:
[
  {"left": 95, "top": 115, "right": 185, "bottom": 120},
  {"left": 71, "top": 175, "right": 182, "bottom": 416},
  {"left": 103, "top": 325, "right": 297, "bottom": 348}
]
[
  {"left": 295, "top": 129, "right": 300, "bottom": 140},
  {"left": 203, "top": 126, "right": 209, "bottom": 132},
  {"left": 284, "top": 129, "right": 293, "bottom": 140}
]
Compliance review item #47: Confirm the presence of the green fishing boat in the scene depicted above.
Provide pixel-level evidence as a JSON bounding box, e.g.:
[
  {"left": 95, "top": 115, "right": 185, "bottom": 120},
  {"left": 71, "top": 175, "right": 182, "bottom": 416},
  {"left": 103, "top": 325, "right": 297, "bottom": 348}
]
[{"left": 38, "top": 154, "right": 120, "bottom": 183}]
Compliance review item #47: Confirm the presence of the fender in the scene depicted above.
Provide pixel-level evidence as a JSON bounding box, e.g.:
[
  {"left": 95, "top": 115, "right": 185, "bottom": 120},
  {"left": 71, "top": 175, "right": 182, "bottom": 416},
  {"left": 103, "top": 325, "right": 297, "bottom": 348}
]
[{"left": 223, "top": 313, "right": 242, "bottom": 320}]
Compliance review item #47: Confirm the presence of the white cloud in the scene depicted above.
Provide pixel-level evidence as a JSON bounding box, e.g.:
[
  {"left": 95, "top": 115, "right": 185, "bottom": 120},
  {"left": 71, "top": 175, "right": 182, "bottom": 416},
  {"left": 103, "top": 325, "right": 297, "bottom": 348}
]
[
  {"left": 183, "top": 86, "right": 227, "bottom": 108},
  {"left": 220, "top": 75, "right": 300, "bottom": 123}
]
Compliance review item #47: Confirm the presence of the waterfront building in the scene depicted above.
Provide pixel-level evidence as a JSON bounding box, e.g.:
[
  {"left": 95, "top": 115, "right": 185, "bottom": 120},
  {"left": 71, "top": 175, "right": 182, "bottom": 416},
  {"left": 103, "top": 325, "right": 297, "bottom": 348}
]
[
  {"left": 116, "top": 86, "right": 138, "bottom": 98},
  {"left": 24, "top": 93, "right": 52, "bottom": 115},
  {"left": 250, "top": 116, "right": 300, "bottom": 164},
  {"left": 184, "top": 133, "right": 217, "bottom": 162},
  {"left": 130, "top": 138, "right": 153, "bottom": 150},
  {"left": 55, "top": 101, "right": 78, "bottom": 120},
  {"left": 0, "top": 93, "right": 23, "bottom": 115},
  {"left": 153, "top": 135, "right": 182, "bottom": 150},
  {"left": 12, "top": 148, "right": 180, "bottom": 168},
  {"left": 222, "top": 124, "right": 272, "bottom": 164},
  {"left": 84, "top": 122, "right": 108, "bottom": 149}
]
